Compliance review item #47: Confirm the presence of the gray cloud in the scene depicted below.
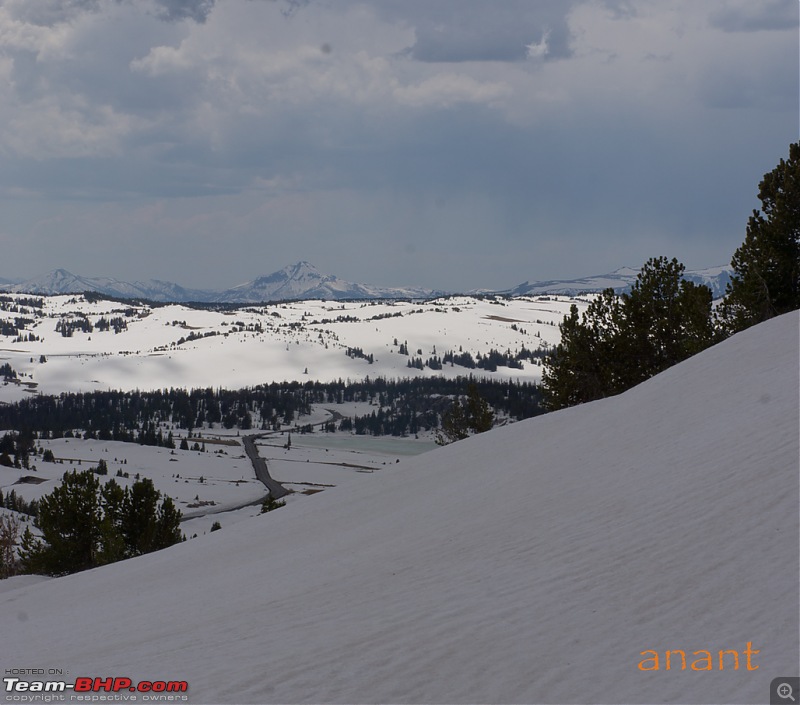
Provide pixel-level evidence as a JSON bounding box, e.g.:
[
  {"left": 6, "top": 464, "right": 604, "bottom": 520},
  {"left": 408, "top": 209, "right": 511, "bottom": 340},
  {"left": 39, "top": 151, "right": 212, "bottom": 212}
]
[
  {"left": 154, "top": 0, "right": 215, "bottom": 23},
  {"left": 0, "top": 0, "right": 796, "bottom": 291},
  {"left": 710, "top": 0, "right": 798, "bottom": 32},
  {"left": 6, "top": 0, "right": 101, "bottom": 26},
  {"left": 312, "top": 0, "right": 646, "bottom": 63},
  {"left": 275, "top": 0, "right": 309, "bottom": 18},
  {"left": 5, "top": 0, "right": 302, "bottom": 26},
  {"left": 151, "top": 0, "right": 312, "bottom": 23},
  {"left": 407, "top": 22, "right": 566, "bottom": 63},
  {"left": 342, "top": 0, "right": 578, "bottom": 62}
]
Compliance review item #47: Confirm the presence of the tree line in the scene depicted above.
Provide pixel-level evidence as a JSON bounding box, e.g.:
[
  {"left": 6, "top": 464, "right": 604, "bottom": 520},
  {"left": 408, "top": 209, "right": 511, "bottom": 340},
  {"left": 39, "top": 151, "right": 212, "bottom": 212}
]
[{"left": 0, "top": 377, "right": 543, "bottom": 442}]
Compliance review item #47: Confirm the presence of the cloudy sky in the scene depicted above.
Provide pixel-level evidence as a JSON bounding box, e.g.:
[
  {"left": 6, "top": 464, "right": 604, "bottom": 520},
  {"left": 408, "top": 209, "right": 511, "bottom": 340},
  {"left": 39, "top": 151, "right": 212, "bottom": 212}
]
[{"left": 0, "top": 0, "right": 796, "bottom": 291}]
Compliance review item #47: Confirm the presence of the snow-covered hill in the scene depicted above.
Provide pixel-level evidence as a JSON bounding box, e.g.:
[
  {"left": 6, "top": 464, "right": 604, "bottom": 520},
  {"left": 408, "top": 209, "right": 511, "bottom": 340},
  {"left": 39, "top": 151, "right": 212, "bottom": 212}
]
[
  {"left": 0, "top": 294, "right": 579, "bottom": 399},
  {"left": 1, "top": 312, "right": 796, "bottom": 704}
]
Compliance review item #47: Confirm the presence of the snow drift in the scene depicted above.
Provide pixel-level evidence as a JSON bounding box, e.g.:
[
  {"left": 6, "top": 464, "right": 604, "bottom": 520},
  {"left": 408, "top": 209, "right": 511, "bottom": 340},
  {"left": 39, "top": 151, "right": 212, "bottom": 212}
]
[{"left": 0, "top": 312, "right": 797, "bottom": 704}]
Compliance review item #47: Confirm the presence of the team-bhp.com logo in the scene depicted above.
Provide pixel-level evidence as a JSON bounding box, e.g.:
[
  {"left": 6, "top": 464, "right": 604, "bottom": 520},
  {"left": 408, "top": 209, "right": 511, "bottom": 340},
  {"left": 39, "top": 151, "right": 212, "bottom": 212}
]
[{"left": 4, "top": 676, "right": 188, "bottom": 699}]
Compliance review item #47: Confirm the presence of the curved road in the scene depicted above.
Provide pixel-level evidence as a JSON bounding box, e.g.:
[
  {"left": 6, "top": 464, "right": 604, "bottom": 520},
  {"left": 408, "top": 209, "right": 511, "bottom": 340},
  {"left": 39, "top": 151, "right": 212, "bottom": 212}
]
[{"left": 242, "top": 433, "right": 292, "bottom": 500}]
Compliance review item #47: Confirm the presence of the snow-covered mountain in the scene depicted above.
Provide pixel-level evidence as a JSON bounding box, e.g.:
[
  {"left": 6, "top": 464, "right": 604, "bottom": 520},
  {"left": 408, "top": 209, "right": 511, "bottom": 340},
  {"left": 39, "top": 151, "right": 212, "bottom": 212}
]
[
  {"left": 3, "top": 263, "right": 438, "bottom": 303},
  {"left": 5, "top": 268, "right": 101, "bottom": 296},
  {"left": 500, "top": 265, "right": 733, "bottom": 298},
  {"left": 4, "top": 269, "right": 212, "bottom": 302},
  {"left": 214, "top": 261, "right": 440, "bottom": 303},
  {"left": 682, "top": 264, "right": 734, "bottom": 298},
  {"left": 3, "top": 262, "right": 732, "bottom": 303},
  {"left": 1, "top": 312, "right": 796, "bottom": 704}
]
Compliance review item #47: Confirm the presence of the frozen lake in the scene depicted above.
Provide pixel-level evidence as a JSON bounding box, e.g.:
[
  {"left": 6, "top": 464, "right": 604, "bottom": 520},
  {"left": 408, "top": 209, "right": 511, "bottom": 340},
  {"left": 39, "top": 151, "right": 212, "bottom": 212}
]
[{"left": 265, "top": 431, "right": 438, "bottom": 457}]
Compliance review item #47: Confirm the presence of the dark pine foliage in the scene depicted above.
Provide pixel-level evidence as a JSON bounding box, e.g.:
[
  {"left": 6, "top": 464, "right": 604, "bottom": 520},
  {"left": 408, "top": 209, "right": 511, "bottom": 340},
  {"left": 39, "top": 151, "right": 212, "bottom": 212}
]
[
  {"left": 720, "top": 141, "right": 800, "bottom": 332},
  {"left": 19, "top": 470, "right": 183, "bottom": 576},
  {"left": 542, "top": 257, "right": 715, "bottom": 411}
]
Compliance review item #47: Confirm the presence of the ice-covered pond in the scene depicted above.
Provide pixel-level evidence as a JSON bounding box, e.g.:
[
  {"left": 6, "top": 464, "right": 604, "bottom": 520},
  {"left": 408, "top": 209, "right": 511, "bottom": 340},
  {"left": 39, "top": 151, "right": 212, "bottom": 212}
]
[{"left": 288, "top": 432, "right": 437, "bottom": 457}]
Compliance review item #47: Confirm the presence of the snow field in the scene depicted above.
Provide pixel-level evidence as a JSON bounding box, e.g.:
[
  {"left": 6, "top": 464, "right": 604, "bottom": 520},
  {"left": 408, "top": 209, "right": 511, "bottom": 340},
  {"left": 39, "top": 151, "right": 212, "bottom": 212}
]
[{"left": 0, "top": 294, "right": 581, "bottom": 399}]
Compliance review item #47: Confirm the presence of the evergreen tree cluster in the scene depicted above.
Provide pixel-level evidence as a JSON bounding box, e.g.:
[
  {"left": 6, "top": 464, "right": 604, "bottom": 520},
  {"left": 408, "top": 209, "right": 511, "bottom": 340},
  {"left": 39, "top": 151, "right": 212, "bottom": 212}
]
[
  {"left": 435, "top": 383, "right": 495, "bottom": 445},
  {"left": 542, "top": 257, "right": 715, "bottom": 410},
  {"left": 408, "top": 347, "right": 543, "bottom": 373},
  {"left": 0, "top": 488, "right": 40, "bottom": 517},
  {"left": 175, "top": 330, "right": 219, "bottom": 346},
  {"left": 55, "top": 316, "right": 94, "bottom": 337},
  {"left": 95, "top": 316, "right": 129, "bottom": 333},
  {"left": 19, "top": 470, "right": 183, "bottom": 576},
  {"left": 339, "top": 406, "right": 439, "bottom": 436},
  {"left": 0, "top": 378, "right": 543, "bottom": 440},
  {"left": 346, "top": 346, "right": 374, "bottom": 363},
  {"left": 0, "top": 387, "right": 308, "bottom": 442},
  {"left": 441, "top": 350, "right": 476, "bottom": 368},
  {"left": 0, "top": 295, "right": 44, "bottom": 311},
  {"left": 0, "top": 317, "right": 37, "bottom": 339},
  {"left": 0, "top": 431, "right": 36, "bottom": 469},
  {"left": 406, "top": 356, "right": 425, "bottom": 370},
  {"left": 336, "top": 378, "right": 541, "bottom": 436}
]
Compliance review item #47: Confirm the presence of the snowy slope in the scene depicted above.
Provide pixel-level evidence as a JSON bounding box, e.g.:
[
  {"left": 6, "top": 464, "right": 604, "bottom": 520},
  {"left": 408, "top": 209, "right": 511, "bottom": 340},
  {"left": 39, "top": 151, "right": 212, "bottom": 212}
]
[{"left": 0, "top": 312, "right": 797, "bottom": 704}]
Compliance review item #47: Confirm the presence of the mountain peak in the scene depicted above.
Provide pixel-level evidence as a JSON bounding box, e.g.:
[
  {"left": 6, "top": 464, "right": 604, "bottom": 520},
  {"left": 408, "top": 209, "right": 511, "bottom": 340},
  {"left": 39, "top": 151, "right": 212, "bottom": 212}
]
[{"left": 288, "top": 260, "right": 319, "bottom": 272}]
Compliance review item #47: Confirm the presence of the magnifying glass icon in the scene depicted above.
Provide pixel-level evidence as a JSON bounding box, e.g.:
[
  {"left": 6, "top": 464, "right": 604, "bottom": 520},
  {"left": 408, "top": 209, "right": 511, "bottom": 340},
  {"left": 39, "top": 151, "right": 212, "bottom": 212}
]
[{"left": 778, "top": 683, "right": 796, "bottom": 701}]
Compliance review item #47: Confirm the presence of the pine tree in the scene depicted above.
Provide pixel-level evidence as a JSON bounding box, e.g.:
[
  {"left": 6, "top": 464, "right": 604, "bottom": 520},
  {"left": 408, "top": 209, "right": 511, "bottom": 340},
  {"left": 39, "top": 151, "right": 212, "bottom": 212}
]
[
  {"left": 98, "top": 479, "right": 127, "bottom": 565},
  {"left": 623, "top": 257, "right": 714, "bottom": 383},
  {"left": 19, "top": 470, "right": 103, "bottom": 576},
  {"left": 153, "top": 496, "right": 183, "bottom": 550},
  {"left": 720, "top": 142, "right": 800, "bottom": 332},
  {"left": 541, "top": 292, "right": 626, "bottom": 409},
  {"left": 122, "top": 478, "right": 160, "bottom": 556},
  {"left": 0, "top": 514, "right": 21, "bottom": 578}
]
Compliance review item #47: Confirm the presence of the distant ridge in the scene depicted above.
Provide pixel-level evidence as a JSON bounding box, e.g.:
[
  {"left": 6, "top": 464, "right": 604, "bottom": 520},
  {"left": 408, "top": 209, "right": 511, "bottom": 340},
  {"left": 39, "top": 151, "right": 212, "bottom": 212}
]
[
  {"left": 496, "top": 265, "right": 733, "bottom": 299},
  {"left": 2, "top": 262, "right": 440, "bottom": 303},
  {"left": 1, "top": 262, "right": 732, "bottom": 302},
  {"left": 1, "top": 269, "right": 213, "bottom": 302}
]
